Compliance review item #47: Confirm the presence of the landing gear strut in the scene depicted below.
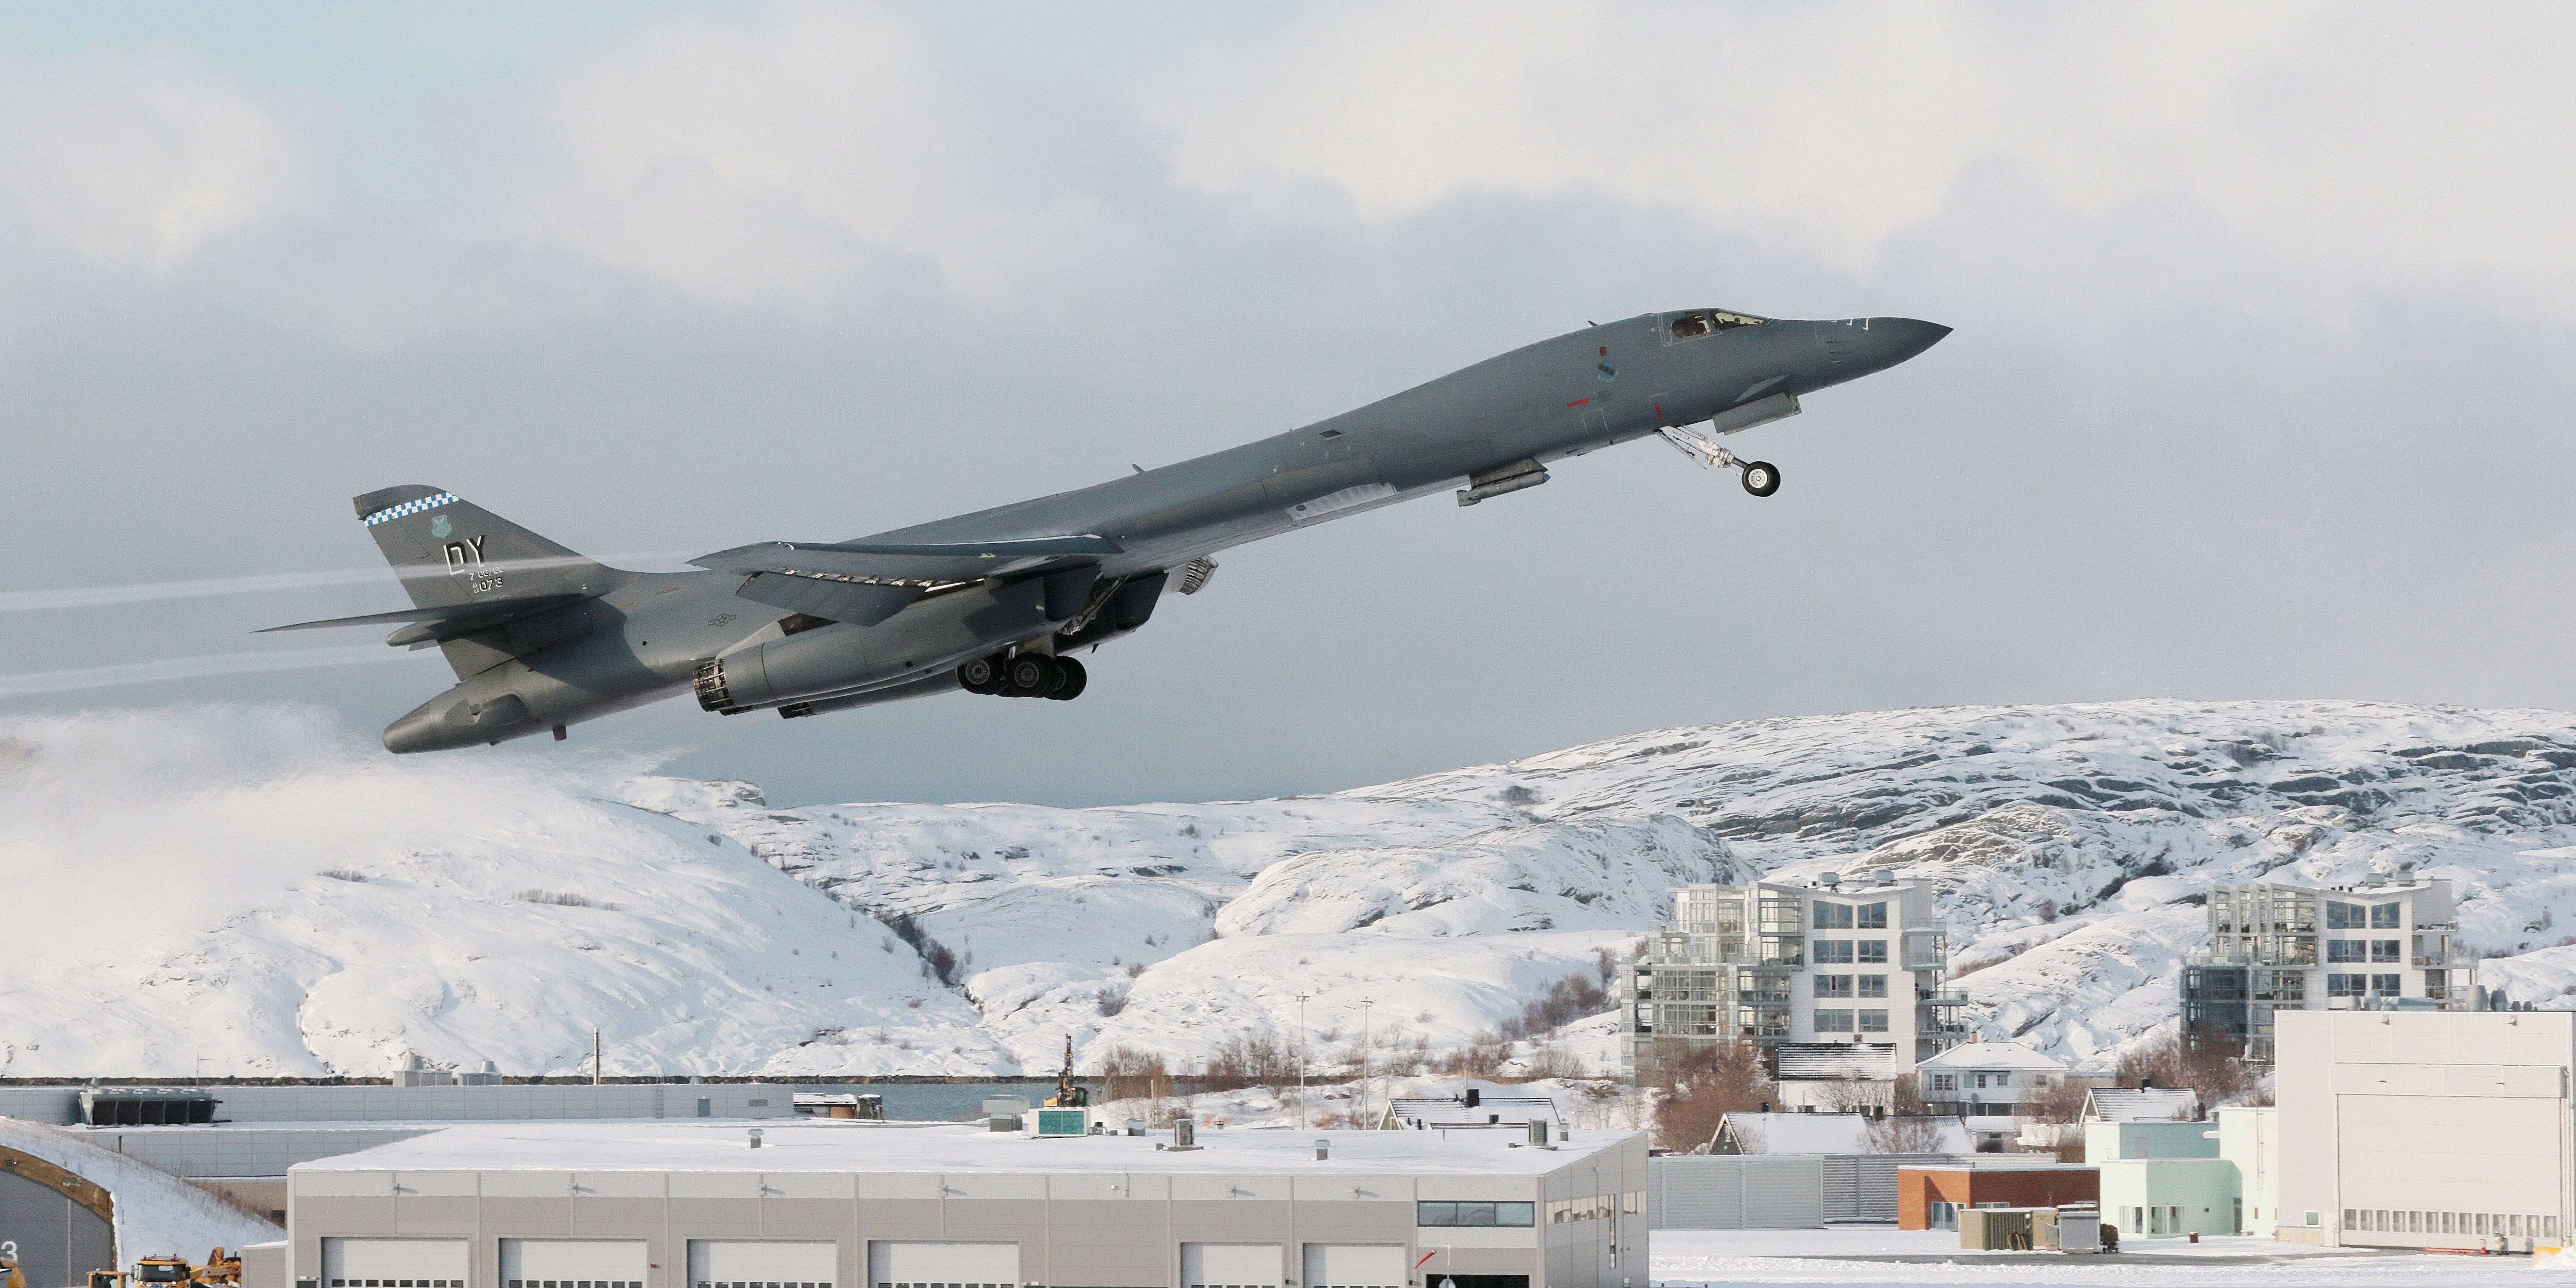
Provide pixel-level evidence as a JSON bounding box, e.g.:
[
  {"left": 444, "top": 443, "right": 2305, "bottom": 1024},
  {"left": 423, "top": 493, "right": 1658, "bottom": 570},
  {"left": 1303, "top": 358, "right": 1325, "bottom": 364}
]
[
  {"left": 961, "top": 652, "right": 1087, "bottom": 700},
  {"left": 1658, "top": 422, "right": 1784, "bottom": 498}
]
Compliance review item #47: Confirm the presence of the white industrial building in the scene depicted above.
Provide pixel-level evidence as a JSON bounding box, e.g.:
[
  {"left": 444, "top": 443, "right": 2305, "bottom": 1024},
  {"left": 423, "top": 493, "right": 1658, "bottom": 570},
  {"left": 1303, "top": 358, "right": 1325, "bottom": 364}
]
[
  {"left": 2275, "top": 1008, "right": 2572, "bottom": 1252},
  {"left": 1621, "top": 871, "right": 1966, "bottom": 1080},
  {"left": 280, "top": 1119, "right": 1647, "bottom": 1288}
]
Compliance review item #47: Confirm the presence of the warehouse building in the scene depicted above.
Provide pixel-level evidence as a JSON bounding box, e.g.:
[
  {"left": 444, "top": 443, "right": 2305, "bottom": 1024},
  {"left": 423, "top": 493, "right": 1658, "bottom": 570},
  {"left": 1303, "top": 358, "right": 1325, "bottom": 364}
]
[
  {"left": 2275, "top": 1008, "right": 2572, "bottom": 1252},
  {"left": 282, "top": 1120, "right": 1647, "bottom": 1288},
  {"left": 1652, "top": 1153, "right": 1958, "bottom": 1229}
]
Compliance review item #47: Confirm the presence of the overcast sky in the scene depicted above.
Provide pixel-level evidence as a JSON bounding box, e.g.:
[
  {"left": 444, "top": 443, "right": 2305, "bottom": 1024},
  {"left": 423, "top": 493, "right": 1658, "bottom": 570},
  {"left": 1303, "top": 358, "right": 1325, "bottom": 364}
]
[{"left": 3, "top": 1, "right": 2572, "bottom": 807}]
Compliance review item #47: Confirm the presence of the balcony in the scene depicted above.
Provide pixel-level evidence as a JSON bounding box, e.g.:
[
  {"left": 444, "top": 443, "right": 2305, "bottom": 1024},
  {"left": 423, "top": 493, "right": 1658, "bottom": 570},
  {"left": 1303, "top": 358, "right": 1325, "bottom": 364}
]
[{"left": 1917, "top": 990, "right": 1970, "bottom": 1006}]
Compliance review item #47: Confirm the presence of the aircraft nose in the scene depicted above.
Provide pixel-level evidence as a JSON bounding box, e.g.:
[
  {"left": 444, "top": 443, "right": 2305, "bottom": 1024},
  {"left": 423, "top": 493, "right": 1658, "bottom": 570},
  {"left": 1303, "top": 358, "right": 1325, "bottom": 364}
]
[{"left": 1867, "top": 317, "right": 1950, "bottom": 366}]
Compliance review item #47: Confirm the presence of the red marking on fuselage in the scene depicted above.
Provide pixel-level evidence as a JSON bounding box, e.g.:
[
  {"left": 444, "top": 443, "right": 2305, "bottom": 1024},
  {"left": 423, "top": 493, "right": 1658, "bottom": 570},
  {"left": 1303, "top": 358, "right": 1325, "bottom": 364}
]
[{"left": 1566, "top": 397, "right": 1591, "bottom": 407}]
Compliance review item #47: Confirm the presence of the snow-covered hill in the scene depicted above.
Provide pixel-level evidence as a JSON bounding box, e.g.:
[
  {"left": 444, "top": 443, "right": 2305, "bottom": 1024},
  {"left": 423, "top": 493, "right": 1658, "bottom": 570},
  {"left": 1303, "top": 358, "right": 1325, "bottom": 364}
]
[{"left": 5, "top": 699, "right": 2575, "bottom": 1078}]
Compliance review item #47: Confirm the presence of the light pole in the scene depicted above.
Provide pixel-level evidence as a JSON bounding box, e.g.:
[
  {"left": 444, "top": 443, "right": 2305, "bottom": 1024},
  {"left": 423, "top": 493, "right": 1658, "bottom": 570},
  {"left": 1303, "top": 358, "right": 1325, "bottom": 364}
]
[
  {"left": 1358, "top": 996, "right": 1375, "bottom": 1124},
  {"left": 1295, "top": 991, "right": 1311, "bottom": 1129}
]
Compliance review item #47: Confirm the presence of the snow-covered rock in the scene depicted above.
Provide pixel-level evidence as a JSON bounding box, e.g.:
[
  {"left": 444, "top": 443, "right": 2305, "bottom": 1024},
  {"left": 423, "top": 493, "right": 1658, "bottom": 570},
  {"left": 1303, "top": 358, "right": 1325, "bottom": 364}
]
[{"left": 6, "top": 698, "right": 2576, "bottom": 1078}]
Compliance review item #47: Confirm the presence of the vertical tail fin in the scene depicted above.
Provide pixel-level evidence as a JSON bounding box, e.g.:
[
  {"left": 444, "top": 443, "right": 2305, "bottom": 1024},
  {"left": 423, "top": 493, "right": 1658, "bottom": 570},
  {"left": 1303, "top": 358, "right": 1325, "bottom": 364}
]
[{"left": 353, "top": 484, "right": 627, "bottom": 676}]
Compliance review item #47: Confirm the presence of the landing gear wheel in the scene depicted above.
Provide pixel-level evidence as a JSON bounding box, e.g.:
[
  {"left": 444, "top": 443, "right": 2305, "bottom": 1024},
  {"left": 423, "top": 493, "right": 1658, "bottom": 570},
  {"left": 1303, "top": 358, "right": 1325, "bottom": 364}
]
[
  {"left": 1044, "top": 656, "right": 1087, "bottom": 701},
  {"left": 959, "top": 656, "right": 1001, "bottom": 694},
  {"left": 1004, "top": 653, "right": 1054, "bottom": 696},
  {"left": 1740, "top": 461, "right": 1781, "bottom": 497}
]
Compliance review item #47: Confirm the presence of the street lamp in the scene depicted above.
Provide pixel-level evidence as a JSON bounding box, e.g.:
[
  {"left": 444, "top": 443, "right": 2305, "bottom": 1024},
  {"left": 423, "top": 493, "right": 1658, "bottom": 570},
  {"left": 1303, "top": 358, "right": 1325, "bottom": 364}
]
[
  {"left": 1295, "top": 991, "right": 1311, "bottom": 1129},
  {"left": 1359, "top": 996, "right": 1375, "bottom": 1122}
]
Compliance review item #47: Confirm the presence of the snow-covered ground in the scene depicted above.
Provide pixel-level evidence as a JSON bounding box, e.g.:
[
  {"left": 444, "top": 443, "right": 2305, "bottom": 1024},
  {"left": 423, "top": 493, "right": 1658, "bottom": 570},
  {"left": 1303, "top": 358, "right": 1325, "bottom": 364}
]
[
  {"left": 6, "top": 698, "right": 2576, "bottom": 1077},
  {"left": 1650, "top": 1228, "right": 2560, "bottom": 1286},
  {"left": 0, "top": 1118, "right": 280, "bottom": 1271}
]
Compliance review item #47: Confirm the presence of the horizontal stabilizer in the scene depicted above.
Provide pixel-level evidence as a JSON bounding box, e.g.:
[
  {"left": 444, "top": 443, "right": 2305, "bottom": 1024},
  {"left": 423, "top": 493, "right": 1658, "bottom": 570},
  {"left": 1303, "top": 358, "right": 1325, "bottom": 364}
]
[
  {"left": 262, "top": 592, "right": 593, "bottom": 645},
  {"left": 692, "top": 535, "right": 1120, "bottom": 586}
]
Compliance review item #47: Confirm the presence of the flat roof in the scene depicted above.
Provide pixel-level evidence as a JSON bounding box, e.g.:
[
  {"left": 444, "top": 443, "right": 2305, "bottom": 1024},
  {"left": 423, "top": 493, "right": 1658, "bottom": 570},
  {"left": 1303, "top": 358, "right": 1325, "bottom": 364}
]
[
  {"left": 1897, "top": 1160, "right": 2097, "bottom": 1172},
  {"left": 292, "top": 1122, "right": 1633, "bottom": 1177}
]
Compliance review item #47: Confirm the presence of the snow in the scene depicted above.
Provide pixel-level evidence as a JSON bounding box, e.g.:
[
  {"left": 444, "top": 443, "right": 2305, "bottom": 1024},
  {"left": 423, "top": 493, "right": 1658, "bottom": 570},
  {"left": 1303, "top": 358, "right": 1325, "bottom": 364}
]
[
  {"left": 293, "top": 1119, "right": 1631, "bottom": 1176},
  {"left": 1918, "top": 1043, "right": 2072, "bottom": 1073},
  {"left": 8, "top": 698, "right": 2576, "bottom": 1078},
  {"left": 1649, "top": 1228, "right": 2555, "bottom": 1286},
  {"left": 1714, "top": 1113, "right": 1976, "bottom": 1155},
  {"left": 0, "top": 1117, "right": 279, "bottom": 1272}
]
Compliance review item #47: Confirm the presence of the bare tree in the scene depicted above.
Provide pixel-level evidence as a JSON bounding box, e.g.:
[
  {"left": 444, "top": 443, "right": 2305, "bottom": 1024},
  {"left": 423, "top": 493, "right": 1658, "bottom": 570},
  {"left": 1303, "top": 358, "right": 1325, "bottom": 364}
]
[
  {"left": 1815, "top": 1077, "right": 1891, "bottom": 1112},
  {"left": 2117, "top": 1022, "right": 2256, "bottom": 1106},
  {"left": 2015, "top": 1073, "right": 2093, "bottom": 1161},
  {"left": 1651, "top": 1037, "right": 1773, "bottom": 1152},
  {"left": 1862, "top": 1112, "right": 1950, "bottom": 1154}
]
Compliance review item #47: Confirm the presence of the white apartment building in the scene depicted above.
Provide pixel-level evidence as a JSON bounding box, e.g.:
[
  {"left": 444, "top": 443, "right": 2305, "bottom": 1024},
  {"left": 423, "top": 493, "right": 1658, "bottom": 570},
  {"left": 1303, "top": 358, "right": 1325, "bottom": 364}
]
[
  {"left": 1622, "top": 870, "right": 1964, "bottom": 1082},
  {"left": 2181, "top": 876, "right": 2474, "bottom": 1062},
  {"left": 2274, "top": 1008, "right": 2573, "bottom": 1253}
]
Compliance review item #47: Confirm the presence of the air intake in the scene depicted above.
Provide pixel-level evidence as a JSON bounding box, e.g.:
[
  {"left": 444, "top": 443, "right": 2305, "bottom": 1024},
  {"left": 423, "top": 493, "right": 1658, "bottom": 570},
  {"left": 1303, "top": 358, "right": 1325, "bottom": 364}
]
[
  {"left": 693, "top": 659, "right": 738, "bottom": 714},
  {"left": 1177, "top": 557, "right": 1219, "bottom": 596}
]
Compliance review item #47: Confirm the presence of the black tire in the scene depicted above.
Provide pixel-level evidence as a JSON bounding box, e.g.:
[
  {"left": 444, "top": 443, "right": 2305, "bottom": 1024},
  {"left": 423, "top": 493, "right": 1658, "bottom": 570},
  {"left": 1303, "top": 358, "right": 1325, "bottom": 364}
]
[
  {"left": 1741, "top": 461, "right": 1781, "bottom": 497},
  {"left": 959, "top": 656, "right": 1000, "bottom": 694},
  {"left": 1045, "top": 656, "right": 1088, "bottom": 700},
  {"left": 1005, "top": 654, "right": 1053, "bottom": 696}
]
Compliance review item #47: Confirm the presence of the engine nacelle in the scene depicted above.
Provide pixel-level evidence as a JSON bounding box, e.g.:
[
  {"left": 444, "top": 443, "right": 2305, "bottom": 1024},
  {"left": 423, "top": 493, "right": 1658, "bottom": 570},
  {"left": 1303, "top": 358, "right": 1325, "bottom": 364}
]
[{"left": 695, "top": 578, "right": 1051, "bottom": 714}]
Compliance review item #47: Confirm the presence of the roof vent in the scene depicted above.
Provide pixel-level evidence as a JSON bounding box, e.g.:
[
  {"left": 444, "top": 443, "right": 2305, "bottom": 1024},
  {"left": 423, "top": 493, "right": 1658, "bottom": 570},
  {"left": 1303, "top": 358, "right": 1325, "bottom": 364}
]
[
  {"left": 1314, "top": 1138, "right": 1329, "bottom": 1161},
  {"left": 1819, "top": 871, "right": 1842, "bottom": 889},
  {"left": 1876, "top": 868, "right": 1897, "bottom": 886},
  {"left": 1465, "top": 1087, "right": 1481, "bottom": 1108},
  {"left": 1529, "top": 1120, "right": 1551, "bottom": 1149},
  {"left": 1171, "top": 1118, "right": 1198, "bottom": 1150},
  {"left": 748, "top": 1128, "right": 764, "bottom": 1149}
]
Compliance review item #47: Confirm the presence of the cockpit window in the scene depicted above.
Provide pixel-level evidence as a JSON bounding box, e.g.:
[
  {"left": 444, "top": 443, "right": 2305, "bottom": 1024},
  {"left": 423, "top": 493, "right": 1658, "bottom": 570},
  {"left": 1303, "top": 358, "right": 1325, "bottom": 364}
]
[{"left": 1664, "top": 310, "right": 1766, "bottom": 342}]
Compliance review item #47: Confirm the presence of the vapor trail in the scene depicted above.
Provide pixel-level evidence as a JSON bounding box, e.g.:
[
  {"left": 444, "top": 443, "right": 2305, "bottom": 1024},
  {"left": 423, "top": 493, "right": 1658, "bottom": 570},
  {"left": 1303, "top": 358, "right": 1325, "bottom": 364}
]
[
  {"left": 0, "top": 552, "right": 700, "bottom": 612},
  {"left": 0, "top": 646, "right": 419, "bottom": 698}
]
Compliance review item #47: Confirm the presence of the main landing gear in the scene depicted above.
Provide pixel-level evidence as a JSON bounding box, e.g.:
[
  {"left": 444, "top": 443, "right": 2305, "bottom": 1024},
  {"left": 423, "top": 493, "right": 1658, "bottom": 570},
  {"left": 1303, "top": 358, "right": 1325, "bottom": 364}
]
[{"left": 960, "top": 652, "right": 1087, "bottom": 700}]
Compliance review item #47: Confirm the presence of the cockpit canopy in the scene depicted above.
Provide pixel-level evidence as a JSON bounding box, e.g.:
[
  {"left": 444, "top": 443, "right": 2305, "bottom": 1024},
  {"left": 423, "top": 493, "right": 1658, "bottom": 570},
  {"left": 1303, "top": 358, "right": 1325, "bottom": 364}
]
[{"left": 1665, "top": 309, "right": 1767, "bottom": 341}]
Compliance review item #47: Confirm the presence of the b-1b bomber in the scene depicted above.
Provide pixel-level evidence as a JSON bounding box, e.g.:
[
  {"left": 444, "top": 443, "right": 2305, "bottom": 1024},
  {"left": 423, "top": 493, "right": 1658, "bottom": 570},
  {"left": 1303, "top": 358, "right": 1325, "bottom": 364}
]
[{"left": 273, "top": 308, "right": 1947, "bottom": 751}]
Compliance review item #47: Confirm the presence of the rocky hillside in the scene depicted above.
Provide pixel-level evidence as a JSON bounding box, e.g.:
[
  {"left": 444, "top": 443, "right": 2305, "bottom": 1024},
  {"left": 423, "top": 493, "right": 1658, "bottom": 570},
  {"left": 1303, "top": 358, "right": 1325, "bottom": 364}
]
[{"left": 4, "top": 699, "right": 2572, "bottom": 1077}]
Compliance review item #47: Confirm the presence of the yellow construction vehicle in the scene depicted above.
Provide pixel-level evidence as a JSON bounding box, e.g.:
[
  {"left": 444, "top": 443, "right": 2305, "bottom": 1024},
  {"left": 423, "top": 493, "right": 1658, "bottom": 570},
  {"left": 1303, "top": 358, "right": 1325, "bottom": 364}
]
[
  {"left": 195, "top": 1249, "right": 243, "bottom": 1287},
  {"left": 136, "top": 1255, "right": 196, "bottom": 1288},
  {"left": 89, "top": 1271, "right": 129, "bottom": 1288},
  {"left": 6, "top": 1239, "right": 32, "bottom": 1288}
]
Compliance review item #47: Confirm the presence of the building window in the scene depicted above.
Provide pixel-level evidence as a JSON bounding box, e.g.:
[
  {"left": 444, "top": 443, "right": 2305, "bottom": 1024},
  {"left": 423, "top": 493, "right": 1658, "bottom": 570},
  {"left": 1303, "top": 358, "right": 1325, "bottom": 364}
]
[
  {"left": 1857, "top": 941, "right": 1888, "bottom": 964},
  {"left": 2371, "top": 903, "right": 2401, "bottom": 929},
  {"left": 1813, "top": 941, "right": 1855, "bottom": 965},
  {"left": 1418, "top": 1201, "right": 1535, "bottom": 1227},
  {"left": 1858, "top": 974, "right": 1888, "bottom": 998},
  {"left": 2326, "top": 941, "right": 2367, "bottom": 963},
  {"left": 2327, "top": 974, "right": 2367, "bottom": 998},
  {"left": 2326, "top": 902, "right": 2363, "bottom": 929},
  {"left": 1815, "top": 974, "right": 1854, "bottom": 998},
  {"left": 2371, "top": 974, "right": 2401, "bottom": 995},
  {"left": 1857, "top": 902, "right": 1888, "bottom": 929},
  {"left": 1928, "top": 1073, "right": 1956, "bottom": 1093},
  {"left": 1815, "top": 1009, "right": 1855, "bottom": 1032},
  {"left": 1858, "top": 1009, "right": 1889, "bottom": 1033},
  {"left": 1814, "top": 903, "right": 1855, "bottom": 930},
  {"left": 2371, "top": 940, "right": 2401, "bottom": 963}
]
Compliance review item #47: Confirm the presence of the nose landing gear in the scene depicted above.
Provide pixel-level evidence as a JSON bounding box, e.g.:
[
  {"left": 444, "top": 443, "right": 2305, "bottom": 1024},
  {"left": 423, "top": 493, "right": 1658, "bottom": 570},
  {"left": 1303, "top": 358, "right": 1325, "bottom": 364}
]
[
  {"left": 961, "top": 652, "right": 1087, "bottom": 700},
  {"left": 1658, "top": 422, "right": 1783, "bottom": 498}
]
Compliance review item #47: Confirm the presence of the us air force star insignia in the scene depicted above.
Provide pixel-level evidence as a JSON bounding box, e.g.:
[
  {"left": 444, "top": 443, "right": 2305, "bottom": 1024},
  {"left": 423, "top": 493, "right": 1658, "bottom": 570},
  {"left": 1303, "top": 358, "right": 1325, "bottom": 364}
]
[{"left": 430, "top": 515, "right": 453, "bottom": 539}]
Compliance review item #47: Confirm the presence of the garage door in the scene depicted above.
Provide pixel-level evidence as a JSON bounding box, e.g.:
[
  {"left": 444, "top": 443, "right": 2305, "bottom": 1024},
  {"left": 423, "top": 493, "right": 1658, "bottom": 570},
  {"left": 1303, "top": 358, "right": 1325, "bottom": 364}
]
[
  {"left": 324, "top": 1240, "right": 469, "bottom": 1288},
  {"left": 688, "top": 1242, "right": 837, "bottom": 1288},
  {"left": 1303, "top": 1245, "right": 1403, "bottom": 1288},
  {"left": 501, "top": 1240, "right": 648, "bottom": 1288},
  {"left": 1180, "top": 1243, "right": 1279, "bottom": 1288},
  {"left": 864, "top": 1242, "right": 1016, "bottom": 1288}
]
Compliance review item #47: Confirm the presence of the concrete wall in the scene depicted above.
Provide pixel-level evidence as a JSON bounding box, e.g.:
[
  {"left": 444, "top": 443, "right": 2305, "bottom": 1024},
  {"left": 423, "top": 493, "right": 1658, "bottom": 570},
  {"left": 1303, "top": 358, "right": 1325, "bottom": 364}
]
[
  {"left": 2216, "top": 1107, "right": 2277, "bottom": 1237},
  {"left": 2099, "top": 1159, "right": 2238, "bottom": 1238},
  {"left": 0, "top": 1166, "right": 115, "bottom": 1288},
  {"left": 2083, "top": 1121, "right": 2218, "bottom": 1163},
  {"left": 287, "top": 1136, "right": 1649, "bottom": 1288},
  {"left": 83, "top": 1129, "right": 432, "bottom": 1181},
  {"left": 0, "top": 1086, "right": 797, "bottom": 1127},
  {"left": 2276, "top": 1010, "right": 2575, "bottom": 1251}
]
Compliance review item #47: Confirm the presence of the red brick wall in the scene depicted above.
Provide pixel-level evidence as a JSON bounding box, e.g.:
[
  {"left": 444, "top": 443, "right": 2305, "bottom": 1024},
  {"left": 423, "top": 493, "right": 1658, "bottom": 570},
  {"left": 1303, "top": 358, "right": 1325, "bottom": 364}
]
[{"left": 1899, "top": 1169, "right": 2101, "bottom": 1230}]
